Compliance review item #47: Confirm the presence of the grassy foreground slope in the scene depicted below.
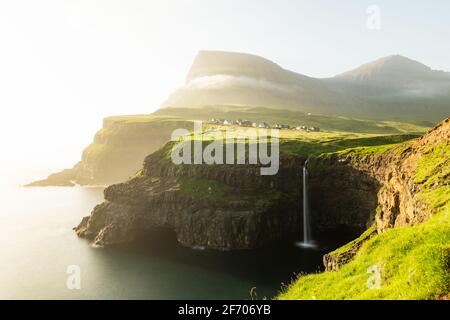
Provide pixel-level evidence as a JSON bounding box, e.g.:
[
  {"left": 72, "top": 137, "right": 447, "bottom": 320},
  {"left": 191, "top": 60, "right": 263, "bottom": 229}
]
[{"left": 278, "top": 140, "right": 450, "bottom": 300}]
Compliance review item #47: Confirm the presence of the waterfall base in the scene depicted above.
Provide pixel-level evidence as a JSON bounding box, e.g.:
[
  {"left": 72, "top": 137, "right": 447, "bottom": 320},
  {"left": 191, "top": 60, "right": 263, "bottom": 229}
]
[{"left": 294, "top": 241, "right": 317, "bottom": 249}]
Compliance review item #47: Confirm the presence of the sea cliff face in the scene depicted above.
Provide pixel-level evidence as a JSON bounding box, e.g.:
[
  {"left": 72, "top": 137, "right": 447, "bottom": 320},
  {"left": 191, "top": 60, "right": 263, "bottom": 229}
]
[
  {"left": 314, "top": 118, "right": 449, "bottom": 234},
  {"left": 75, "top": 144, "right": 304, "bottom": 249},
  {"left": 318, "top": 118, "right": 450, "bottom": 270},
  {"left": 278, "top": 118, "right": 449, "bottom": 300}
]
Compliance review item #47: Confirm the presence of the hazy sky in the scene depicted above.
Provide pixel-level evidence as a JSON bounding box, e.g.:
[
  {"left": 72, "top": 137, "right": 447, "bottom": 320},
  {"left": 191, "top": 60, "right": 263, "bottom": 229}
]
[{"left": 0, "top": 0, "right": 449, "bottom": 182}]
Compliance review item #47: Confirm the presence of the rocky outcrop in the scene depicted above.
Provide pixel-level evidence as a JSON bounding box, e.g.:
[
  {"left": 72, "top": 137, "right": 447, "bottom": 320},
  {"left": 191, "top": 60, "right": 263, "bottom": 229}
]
[
  {"left": 75, "top": 144, "right": 304, "bottom": 249},
  {"left": 316, "top": 118, "right": 448, "bottom": 234},
  {"left": 323, "top": 225, "right": 378, "bottom": 271},
  {"left": 28, "top": 116, "right": 192, "bottom": 186}
]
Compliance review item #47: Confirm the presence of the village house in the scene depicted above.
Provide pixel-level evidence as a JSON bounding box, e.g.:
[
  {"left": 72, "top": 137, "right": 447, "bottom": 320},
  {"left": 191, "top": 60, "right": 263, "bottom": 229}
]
[
  {"left": 239, "top": 120, "right": 254, "bottom": 127},
  {"left": 210, "top": 118, "right": 226, "bottom": 125},
  {"left": 273, "top": 124, "right": 291, "bottom": 130},
  {"left": 210, "top": 117, "right": 276, "bottom": 130}
]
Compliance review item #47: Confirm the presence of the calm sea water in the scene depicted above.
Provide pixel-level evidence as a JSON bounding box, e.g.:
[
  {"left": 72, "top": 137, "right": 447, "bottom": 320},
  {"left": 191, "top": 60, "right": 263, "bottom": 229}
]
[{"left": 0, "top": 183, "right": 353, "bottom": 300}]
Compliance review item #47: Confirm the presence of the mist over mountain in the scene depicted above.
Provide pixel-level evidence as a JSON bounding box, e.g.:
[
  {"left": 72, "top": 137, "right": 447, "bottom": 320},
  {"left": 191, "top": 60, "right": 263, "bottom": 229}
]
[{"left": 162, "top": 51, "right": 450, "bottom": 122}]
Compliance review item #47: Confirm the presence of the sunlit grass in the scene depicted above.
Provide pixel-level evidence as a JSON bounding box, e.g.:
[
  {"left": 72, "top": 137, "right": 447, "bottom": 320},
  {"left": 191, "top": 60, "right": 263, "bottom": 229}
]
[{"left": 278, "top": 208, "right": 449, "bottom": 300}]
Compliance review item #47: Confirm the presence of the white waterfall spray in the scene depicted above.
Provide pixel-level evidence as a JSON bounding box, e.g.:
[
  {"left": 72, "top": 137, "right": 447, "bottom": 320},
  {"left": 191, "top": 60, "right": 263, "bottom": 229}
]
[
  {"left": 303, "top": 160, "right": 312, "bottom": 244},
  {"left": 296, "top": 159, "right": 315, "bottom": 248}
]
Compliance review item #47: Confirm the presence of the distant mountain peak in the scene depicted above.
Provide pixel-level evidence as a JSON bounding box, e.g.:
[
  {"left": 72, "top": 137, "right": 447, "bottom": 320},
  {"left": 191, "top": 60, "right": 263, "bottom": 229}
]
[
  {"left": 336, "top": 55, "right": 433, "bottom": 81},
  {"left": 186, "top": 50, "right": 311, "bottom": 84},
  {"left": 187, "top": 50, "right": 279, "bottom": 82},
  {"left": 369, "top": 54, "right": 431, "bottom": 70}
]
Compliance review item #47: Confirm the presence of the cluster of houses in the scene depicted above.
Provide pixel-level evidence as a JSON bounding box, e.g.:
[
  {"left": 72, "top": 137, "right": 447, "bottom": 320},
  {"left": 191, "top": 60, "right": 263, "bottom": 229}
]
[{"left": 209, "top": 118, "right": 321, "bottom": 132}]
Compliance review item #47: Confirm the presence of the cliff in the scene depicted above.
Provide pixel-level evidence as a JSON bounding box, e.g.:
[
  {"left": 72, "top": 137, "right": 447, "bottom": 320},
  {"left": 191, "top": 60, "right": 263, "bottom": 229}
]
[
  {"left": 28, "top": 105, "right": 429, "bottom": 188},
  {"left": 310, "top": 118, "right": 449, "bottom": 271},
  {"left": 28, "top": 116, "right": 192, "bottom": 186},
  {"left": 74, "top": 116, "right": 447, "bottom": 251},
  {"left": 314, "top": 117, "right": 449, "bottom": 237},
  {"left": 280, "top": 117, "right": 449, "bottom": 300},
  {"left": 75, "top": 143, "right": 304, "bottom": 249},
  {"left": 74, "top": 124, "right": 426, "bottom": 250}
]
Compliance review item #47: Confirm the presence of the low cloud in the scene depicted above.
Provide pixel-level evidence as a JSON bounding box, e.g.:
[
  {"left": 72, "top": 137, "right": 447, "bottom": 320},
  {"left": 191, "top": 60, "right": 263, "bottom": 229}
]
[{"left": 184, "top": 75, "right": 300, "bottom": 94}]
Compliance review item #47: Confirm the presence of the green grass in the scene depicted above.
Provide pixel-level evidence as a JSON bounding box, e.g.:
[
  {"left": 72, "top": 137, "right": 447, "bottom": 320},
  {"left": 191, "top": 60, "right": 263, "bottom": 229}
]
[
  {"left": 415, "top": 144, "right": 450, "bottom": 210},
  {"left": 414, "top": 144, "right": 450, "bottom": 184},
  {"left": 86, "top": 106, "right": 428, "bottom": 170},
  {"left": 162, "top": 124, "right": 420, "bottom": 161},
  {"left": 278, "top": 140, "right": 450, "bottom": 300},
  {"left": 278, "top": 209, "right": 449, "bottom": 300},
  {"left": 279, "top": 134, "right": 418, "bottom": 158},
  {"left": 154, "top": 106, "right": 431, "bottom": 134}
]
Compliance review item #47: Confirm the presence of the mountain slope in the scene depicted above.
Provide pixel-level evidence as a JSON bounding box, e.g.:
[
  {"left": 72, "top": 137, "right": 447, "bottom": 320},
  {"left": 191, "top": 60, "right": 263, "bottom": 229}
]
[
  {"left": 163, "top": 51, "right": 450, "bottom": 122},
  {"left": 163, "top": 50, "right": 351, "bottom": 114},
  {"left": 335, "top": 55, "right": 449, "bottom": 85}
]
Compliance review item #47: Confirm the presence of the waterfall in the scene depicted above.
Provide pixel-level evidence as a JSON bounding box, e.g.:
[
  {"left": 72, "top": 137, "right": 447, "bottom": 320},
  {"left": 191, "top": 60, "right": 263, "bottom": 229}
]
[
  {"left": 296, "top": 160, "right": 315, "bottom": 248},
  {"left": 303, "top": 161, "right": 312, "bottom": 244}
]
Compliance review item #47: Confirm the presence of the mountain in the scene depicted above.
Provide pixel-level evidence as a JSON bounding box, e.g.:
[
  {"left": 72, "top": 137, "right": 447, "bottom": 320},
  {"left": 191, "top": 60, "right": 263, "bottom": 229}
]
[
  {"left": 335, "top": 55, "right": 447, "bottom": 84},
  {"left": 325, "top": 55, "right": 450, "bottom": 120},
  {"left": 162, "top": 50, "right": 354, "bottom": 115},
  {"left": 162, "top": 51, "right": 450, "bottom": 122}
]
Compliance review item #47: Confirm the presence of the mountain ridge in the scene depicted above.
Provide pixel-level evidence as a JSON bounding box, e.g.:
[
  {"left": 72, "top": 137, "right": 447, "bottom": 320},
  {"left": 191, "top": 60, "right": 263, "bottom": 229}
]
[{"left": 162, "top": 51, "right": 450, "bottom": 122}]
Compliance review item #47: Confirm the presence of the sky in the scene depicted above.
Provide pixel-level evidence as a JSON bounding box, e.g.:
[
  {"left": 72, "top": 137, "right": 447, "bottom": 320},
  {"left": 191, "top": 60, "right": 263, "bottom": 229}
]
[{"left": 0, "top": 0, "right": 449, "bottom": 183}]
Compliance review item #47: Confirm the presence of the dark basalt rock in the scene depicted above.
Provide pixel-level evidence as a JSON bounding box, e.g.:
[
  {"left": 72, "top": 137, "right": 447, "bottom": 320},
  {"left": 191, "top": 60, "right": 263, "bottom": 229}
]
[{"left": 75, "top": 147, "right": 304, "bottom": 250}]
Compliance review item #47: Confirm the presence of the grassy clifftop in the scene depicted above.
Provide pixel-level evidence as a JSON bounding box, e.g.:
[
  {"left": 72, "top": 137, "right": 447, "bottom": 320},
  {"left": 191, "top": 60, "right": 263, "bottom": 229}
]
[
  {"left": 28, "top": 106, "right": 431, "bottom": 187},
  {"left": 155, "top": 106, "right": 430, "bottom": 134}
]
